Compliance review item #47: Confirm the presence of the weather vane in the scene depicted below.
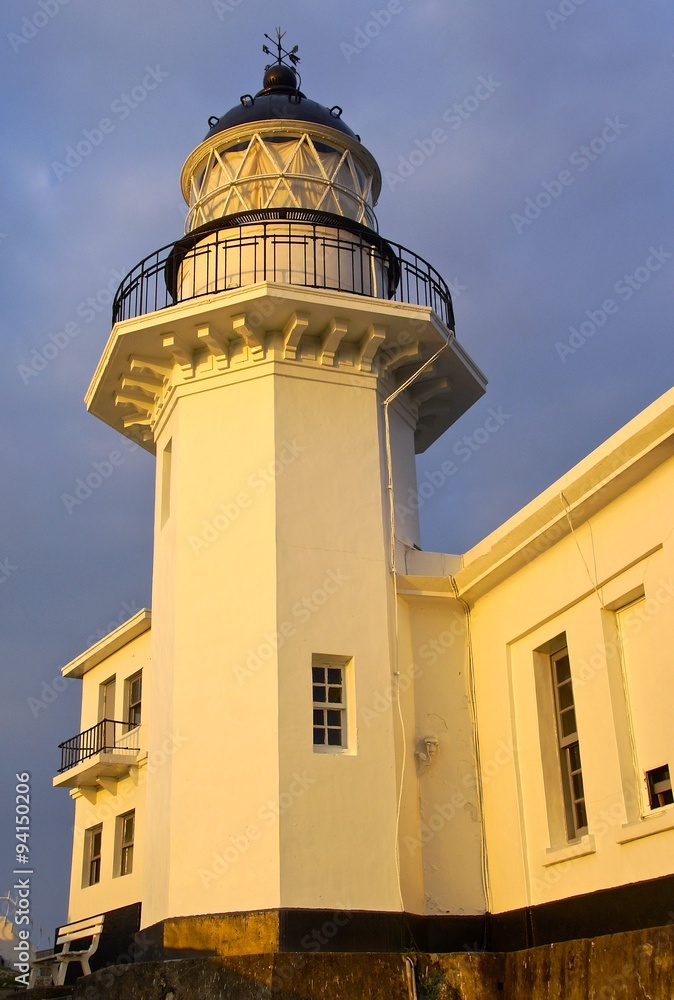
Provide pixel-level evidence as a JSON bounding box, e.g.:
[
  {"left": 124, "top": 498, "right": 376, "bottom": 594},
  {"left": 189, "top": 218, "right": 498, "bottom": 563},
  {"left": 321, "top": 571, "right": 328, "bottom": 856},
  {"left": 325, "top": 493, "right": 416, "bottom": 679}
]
[{"left": 262, "top": 28, "right": 300, "bottom": 69}]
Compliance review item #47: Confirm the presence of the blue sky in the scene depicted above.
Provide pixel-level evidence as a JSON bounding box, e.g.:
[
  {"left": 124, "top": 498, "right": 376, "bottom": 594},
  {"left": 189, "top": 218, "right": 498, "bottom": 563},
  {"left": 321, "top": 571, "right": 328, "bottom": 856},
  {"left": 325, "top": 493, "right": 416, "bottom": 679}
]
[{"left": 1, "top": 0, "right": 672, "bottom": 940}]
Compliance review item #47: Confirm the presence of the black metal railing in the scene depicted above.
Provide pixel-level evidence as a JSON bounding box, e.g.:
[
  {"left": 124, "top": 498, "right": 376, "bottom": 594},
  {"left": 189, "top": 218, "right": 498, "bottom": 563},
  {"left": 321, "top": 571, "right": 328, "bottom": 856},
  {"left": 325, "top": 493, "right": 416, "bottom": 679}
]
[
  {"left": 58, "top": 719, "right": 140, "bottom": 774},
  {"left": 112, "top": 210, "right": 455, "bottom": 330}
]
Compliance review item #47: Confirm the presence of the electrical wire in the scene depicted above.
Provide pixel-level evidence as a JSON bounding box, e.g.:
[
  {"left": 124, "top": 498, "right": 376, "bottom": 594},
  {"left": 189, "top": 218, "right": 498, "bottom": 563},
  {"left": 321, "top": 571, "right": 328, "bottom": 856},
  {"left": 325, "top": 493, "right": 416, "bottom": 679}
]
[
  {"left": 382, "top": 338, "right": 451, "bottom": 914},
  {"left": 449, "top": 575, "right": 493, "bottom": 917},
  {"left": 560, "top": 491, "right": 642, "bottom": 816},
  {"left": 559, "top": 490, "right": 605, "bottom": 607}
]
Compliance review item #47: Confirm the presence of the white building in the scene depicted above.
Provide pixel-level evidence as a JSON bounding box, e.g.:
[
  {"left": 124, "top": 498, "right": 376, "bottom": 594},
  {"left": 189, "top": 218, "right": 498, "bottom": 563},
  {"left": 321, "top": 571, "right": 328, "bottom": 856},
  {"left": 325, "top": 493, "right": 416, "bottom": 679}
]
[{"left": 53, "top": 40, "right": 674, "bottom": 970}]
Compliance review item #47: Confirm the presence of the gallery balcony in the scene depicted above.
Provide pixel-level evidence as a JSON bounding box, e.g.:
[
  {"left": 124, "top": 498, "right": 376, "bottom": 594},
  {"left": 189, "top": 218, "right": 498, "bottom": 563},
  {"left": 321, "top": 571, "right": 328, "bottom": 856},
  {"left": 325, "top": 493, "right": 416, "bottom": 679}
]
[
  {"left": 53, "top": 719, "right": 141, "bottom": 790},
  {"left": 111, "top": 209, "right": 455, "bottom": 332}
]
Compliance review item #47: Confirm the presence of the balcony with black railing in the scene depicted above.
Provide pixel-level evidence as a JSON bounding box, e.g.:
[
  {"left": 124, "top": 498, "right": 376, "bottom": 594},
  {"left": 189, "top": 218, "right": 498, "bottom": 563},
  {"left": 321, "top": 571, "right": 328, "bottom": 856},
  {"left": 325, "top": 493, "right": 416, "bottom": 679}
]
[
  {"left": 54, "top": 719, "right": 141, "bottom": 789},
  {"left": 111, "top": 209, "right": 455, "bottom": 331}
]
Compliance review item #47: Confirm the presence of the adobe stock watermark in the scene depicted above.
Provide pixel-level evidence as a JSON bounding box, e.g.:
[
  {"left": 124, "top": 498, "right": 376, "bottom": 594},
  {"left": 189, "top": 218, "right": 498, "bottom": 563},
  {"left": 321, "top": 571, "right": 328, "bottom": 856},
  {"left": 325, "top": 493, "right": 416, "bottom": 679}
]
[
  {"left": 511, "top": 116, "right": 628, "bottom": 233},
  {"left": 84, "top": 599, "right": 142, "bottom": 647},
  {"left": 213, "top": 0, "right": 245, "bottom": 18},
  {"left": 27, "top": 600, "right": 142, "bottom": 718},
  {"left": 299, "top": 912, "right": 353, "bottom": 952},
  {"left": 360, "top": 624, "right": 467, "bottom": 728},
  {"left": 7, "top": 0, "right": 74, "bottom": 54},
  {"left": 72, "top": 732, "right": 189, "bottom": 839},
  {"left": 396, "top": 407, "right": 511, "bottom": 522},
  {"left": 521, "top": 440, "right": 635, "bottom": 566},
  {"left": 78, "top": 933, "right": 153, "bottom": 999},
  {"left": 17, "top": 270, "right": 123, "bottom": 385},
  {"left": 51, "top": 66, "right": 169, "bottom": 182},
  {"left": 199, "top": 771, "right": 317, "bottom": 886},
  {"left": 340, "top": 1, "right": 411, "bottom": 62},
  {"left": 232, "top": 569, "right": 349, "bottom": 685},
  {"left": 386, "top": 76, "right": 502, "bottom": 192},
  {"left": 546, "top": 0, "right": 592, "bottom": 31},
  {"left": 189, "top": 439, "right": 306, "bottom": 554},
  {"left": 404, "top": 739, "right": 515, "bottom": 854},
  {"left": 61, "top": 440, "right": 140, "bottom": 514},
  {"left": 555, "top": 245, "right": 671, "bottom": 362},
  {"left": 0, "top": 558, "right": 19, "bottom": 587},
  {"left": 572, "top": 580, "right": 674, "bottom": 691}
]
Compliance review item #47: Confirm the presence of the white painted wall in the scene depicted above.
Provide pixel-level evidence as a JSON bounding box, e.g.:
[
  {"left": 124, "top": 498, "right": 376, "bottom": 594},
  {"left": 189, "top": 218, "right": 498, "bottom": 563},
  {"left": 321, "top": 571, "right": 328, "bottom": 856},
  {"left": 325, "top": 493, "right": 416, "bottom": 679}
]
[
  {"left": 65, "top": 631, "right": 150, "bottom": 922},
  {"left": 466, "top": 451, "right": 674, "bottom": 914}
]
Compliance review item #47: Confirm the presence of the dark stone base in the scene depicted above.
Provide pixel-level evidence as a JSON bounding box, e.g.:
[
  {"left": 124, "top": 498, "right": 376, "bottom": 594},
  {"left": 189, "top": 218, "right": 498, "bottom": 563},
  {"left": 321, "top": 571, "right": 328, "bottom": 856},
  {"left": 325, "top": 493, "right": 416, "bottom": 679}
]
[
  {"left": 19, "top": 925, "right": 674, "bottom": 1000},
  {"left": 137, "top": 871, "right": 674, "bottom": 960}
]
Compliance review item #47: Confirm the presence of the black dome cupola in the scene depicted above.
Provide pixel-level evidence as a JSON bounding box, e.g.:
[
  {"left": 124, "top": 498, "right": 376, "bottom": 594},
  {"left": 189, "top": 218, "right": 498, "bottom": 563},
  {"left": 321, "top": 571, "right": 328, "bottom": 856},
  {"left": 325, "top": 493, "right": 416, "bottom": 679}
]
[
  {"left": 181, "top": 31, "right": 382, "bottom": 233},
  {"left": 204, "top": 30, "right": 360, "bottom": 142}
]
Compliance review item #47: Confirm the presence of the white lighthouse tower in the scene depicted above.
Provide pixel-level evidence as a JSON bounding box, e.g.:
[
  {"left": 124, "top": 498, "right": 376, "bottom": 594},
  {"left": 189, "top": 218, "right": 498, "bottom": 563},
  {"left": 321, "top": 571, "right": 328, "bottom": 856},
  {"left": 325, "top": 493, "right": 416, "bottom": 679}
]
[{"left": 56, "top": 33, "right": 487, "bottom": 959}]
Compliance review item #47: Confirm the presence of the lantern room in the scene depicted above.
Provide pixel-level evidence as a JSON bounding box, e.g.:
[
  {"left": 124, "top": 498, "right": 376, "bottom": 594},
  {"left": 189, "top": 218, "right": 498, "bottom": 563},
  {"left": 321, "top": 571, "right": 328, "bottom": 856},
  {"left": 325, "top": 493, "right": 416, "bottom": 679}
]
[{"left": 180, "top": 60, "right": 381, "bottom": 232}]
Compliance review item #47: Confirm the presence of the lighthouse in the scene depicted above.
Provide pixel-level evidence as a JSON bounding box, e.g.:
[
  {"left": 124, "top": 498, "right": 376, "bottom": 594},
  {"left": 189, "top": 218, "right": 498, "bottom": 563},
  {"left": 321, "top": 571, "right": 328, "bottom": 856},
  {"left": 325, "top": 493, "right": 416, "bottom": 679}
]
[{"left": 55, "top": 32, "right": 487, "bottom": 959}]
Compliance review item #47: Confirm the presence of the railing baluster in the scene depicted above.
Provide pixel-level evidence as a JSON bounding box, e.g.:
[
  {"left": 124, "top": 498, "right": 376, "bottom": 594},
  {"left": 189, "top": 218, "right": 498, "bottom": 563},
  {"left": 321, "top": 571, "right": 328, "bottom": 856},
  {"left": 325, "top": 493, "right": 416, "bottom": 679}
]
[
  {"left": 110, "top": 213, "right": 454, "bottom": 334},
  {"left": 58, "top": 719, "right": 140, "bottom": 773}
]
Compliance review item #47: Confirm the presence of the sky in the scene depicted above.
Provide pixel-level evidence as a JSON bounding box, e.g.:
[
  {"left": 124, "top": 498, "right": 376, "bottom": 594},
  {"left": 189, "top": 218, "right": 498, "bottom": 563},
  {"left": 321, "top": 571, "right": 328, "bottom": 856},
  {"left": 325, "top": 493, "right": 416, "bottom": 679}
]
[{"left": 0, "top": 0, "right": 672, "bottom": 942}]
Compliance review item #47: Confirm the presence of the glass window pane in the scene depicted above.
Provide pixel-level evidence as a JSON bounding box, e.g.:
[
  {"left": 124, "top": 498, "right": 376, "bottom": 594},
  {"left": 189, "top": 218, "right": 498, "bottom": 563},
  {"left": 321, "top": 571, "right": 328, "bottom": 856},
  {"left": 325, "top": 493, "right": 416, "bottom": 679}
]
[
  {"left": 575, "top": 800, "right": 588, "bottom": 831},
  {"left": 558, "top": 682, "right": 574, "bottom": 710},
  {"left": 121, "top": 845, "right": 133, "bottom": 876},
  {"left": 313, "top": 709, "right": 324, "bottom": 726},
  {"left": 313, "top": 728, "right": 325, "bottom": 745},
  {"left": 568, "top": 742, "right": 582, "bottom": 771},
  {"left": 328, "top": 686, "right": 342, "bottom": 703},
  {"left": 327, "top": 710, "right": 341, "bottom": 727},
  {"left": 572, "top": 772, "right": 585, "bottom": 800},
  {"left": 313, "top": 685, "right": 326, "bottom": 703},
  {"left": 561, "top": 707, "right": 577, "bottom": 738},
  {"left": 312, "top": 666, "right": 324, "bottom": 683},
  {"left": 555, "top": 654, "right": 571, "bottom": 682},
  {"left": 327, "top": 668, "right": 342, "bottom": 684},
  {"left": 327, "top": 729, "right": 342, "bottom": 746}
]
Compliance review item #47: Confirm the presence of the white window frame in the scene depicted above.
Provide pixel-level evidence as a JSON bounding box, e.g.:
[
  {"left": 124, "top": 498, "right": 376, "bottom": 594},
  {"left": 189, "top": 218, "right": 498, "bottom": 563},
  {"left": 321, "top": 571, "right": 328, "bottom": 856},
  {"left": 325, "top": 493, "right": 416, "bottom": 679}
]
[
  {"left": 114, "top": 811, "right": 135, "bottom": 877},
  {"left": 312, "top": 655, "right": 355, "bottom": 755},
  {"left": 550, "top": 646, "right": 588, "bottom": 841},
  {"left": 83, "top": 824, "right": 103, "bottom": 888},
  {"left": 125, "top": 672, "right": 142, "bottom": 731},
  {"left": 646, "top": 765, "right": 674, "bottom": 810}
]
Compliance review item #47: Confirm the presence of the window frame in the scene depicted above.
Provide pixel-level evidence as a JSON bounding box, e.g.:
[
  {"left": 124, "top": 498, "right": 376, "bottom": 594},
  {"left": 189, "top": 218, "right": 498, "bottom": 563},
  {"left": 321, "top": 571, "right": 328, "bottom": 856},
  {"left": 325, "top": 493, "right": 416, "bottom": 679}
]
[
  {"left": 311, "top": 655, "right": 354, "bottom": 755},
  {"left": 646, "top": 765, "right": 674, "bottom": 810},
  {"left": 125, "top": 671, "right": 142, "bottom": 731},
  {"left": 115, "top": 810, "right": 135, "bottom": 877},
  {"left": 83, "top": 824, "right": 103, "bottom": 888},
  {"left": 550, "top": 646, "right": 588, "bottom": 841}
]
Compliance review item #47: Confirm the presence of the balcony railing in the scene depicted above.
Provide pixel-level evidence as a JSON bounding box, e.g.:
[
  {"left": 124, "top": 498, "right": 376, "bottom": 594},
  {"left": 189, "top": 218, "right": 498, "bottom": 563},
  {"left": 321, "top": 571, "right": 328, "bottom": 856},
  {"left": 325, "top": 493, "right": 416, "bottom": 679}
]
[
  {"left": 58, "top": 719, "right": 140, "bottom": 774},
  {"left": 111, "top": 209, "right": 455, "bottom": 331}
]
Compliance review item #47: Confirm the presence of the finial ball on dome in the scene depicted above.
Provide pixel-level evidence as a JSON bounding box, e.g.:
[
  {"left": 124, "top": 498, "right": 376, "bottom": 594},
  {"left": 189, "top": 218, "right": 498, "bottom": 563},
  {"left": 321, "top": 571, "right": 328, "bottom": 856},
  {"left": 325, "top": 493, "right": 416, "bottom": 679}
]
[{"left": 262, "top": 62, "right": 298, "bottom": 93}]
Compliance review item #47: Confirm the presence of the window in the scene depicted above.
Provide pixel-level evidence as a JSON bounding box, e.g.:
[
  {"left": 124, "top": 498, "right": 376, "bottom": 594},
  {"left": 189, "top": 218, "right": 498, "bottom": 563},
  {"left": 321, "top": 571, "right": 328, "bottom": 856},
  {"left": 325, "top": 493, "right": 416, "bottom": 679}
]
[
  {"left": 98, "top": 677, "right": 116, "bottom": 721},
  {"left": 99, "top": 677, "right": 116, "bottom": 749},
  {"left": 83, "top": 825, "right": 102, "bottom": 887},
  {"left": 160, "top": 439, "right": 172, "bottom": 527},
  {"left": 647, "top": 765, "right": 674, "bottom": 810},
  {"left": 551, "top": 647, "right": 588, "bottom": 839},
  {"left": 126, "top": 672, "right": 142, "bottom": 729},
  {"left": 312, "top": 662, "right": 346, "bottom": 749},
  {"left": 116, "top": 811, "right": 135, "bottom": 876}
]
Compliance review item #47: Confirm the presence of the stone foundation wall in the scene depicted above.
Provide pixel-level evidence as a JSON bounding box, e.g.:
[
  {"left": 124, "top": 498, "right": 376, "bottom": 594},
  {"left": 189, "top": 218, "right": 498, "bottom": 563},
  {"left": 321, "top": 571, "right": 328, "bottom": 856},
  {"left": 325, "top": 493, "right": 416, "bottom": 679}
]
[{"left": 22, "top": 924, "right": 674, "bottom": 1000}]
